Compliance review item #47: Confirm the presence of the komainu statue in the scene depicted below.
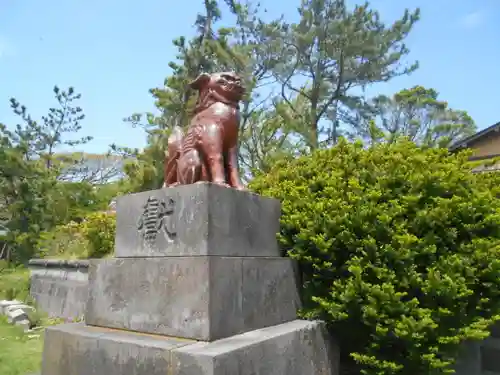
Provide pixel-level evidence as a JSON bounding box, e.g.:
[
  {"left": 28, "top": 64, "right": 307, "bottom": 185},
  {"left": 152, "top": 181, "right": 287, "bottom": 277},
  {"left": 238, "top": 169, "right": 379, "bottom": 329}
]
[{"left": 163, "top": 72, "right": 246, "bottom": 190}]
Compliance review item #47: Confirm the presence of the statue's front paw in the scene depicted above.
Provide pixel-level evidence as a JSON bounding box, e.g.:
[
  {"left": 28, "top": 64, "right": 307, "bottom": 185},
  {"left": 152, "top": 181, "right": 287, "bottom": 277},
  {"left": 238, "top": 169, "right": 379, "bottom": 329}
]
[
  {"left": 234, "top": 184, "right": 248, "bottom": 191},
  {"left": 213, "top": 180, "right": 231, "bottom": 188},
  {"left": 163, "top": 182, "right": 180, "bottom": 188}
]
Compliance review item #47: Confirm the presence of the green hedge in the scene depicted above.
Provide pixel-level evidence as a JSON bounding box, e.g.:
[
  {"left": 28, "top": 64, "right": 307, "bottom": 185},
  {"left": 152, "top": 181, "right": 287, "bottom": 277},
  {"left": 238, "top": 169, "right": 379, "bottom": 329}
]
[
  {"left": 80, "top": 212, "right": 116, "bottom": 258},
  {"left": 251, "top": 139, "right": 500, "bottom": 375},
  {"left": 37, "top": 211, "right": 116, "bottom": 259}
]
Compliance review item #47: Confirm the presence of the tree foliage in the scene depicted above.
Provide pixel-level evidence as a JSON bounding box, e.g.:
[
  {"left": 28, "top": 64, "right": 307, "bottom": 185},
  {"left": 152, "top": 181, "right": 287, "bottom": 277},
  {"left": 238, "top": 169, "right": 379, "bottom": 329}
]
[
  {"left": 268, "top": 0, "right": 420, "bottom": 149},
  {"left": 37, "top": 211, "right": 116, "bottom": 260},
  {"left": 0, "top": 86, "right": 115, "bottom": 262},
  {"left": 351, "top": 86, "right": 477, "bottom": 147},
  {"left": 9, "top": 86, "right": 91, "bottom": 169},
  {"left": 251, "top": 139, "right": 500, "bottom": 375}
]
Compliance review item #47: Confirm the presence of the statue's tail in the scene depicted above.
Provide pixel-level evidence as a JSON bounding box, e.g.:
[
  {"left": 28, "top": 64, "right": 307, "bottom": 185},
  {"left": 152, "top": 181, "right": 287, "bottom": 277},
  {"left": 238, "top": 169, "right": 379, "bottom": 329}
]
[{"left": 163, "top": 126, "right": 184, "bottom": 187}]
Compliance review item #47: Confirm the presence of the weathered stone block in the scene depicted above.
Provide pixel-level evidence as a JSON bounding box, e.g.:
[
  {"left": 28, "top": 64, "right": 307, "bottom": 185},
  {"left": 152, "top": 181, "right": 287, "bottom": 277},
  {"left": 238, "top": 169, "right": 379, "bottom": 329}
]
[
  {"left": 115, "top": 183, "right": 281, "bottom": 257},
  {"left": 85, "top": 256, "right": 300, "bottom": 341},
  {"left": 4, "top": 304, "right": 34, "bottom": 315},
  {"left": 41, "top": 320, "right": 338, "bottom": 375},
  {"left": 41, "top": 323, "right": 194, "bottom": 375},
  {"left": 490, "top": 322, "right": 500, "bottom": 338},
  {"left": 7, "top": 308, "right": 28, "bottom": 324},
  {"left": 480, "top": 338, "right": 500, "bottom": 374},
  {"left": 171, "top": 320, "right": 338, "bottom": 375},
  {"left": 453, "top": 340, "right": 481, "bottom": 375},
  {"left": 0, "top": 299, "right": 22, "bottom": 314},
  {"left": 29, "top": 259, "right": 89, "bottom": 320}
]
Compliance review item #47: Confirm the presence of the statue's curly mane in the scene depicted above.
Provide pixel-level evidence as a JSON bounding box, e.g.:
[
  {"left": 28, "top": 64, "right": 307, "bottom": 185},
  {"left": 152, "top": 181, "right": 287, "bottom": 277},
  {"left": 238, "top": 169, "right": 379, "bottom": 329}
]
[{"left": 192, "top": 88, "right": 240, "bottom": 115}]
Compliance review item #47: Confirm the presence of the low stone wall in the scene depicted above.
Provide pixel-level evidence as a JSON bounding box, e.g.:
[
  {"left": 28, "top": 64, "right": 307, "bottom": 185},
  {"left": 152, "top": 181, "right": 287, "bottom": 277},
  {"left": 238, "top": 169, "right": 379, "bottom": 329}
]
[
  {"left": 454, "top": 324, "right": 500, "bottom": 375},
  {"left": 28, "top": 259, "right": 89, "bottom": 320}
]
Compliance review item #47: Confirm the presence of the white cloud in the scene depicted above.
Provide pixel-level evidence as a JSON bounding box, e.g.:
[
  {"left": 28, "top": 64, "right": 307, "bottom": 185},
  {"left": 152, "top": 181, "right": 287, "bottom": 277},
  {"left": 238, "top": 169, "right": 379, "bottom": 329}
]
[{"left": 460, "top": 11, "right": 484, "bottom": 29}]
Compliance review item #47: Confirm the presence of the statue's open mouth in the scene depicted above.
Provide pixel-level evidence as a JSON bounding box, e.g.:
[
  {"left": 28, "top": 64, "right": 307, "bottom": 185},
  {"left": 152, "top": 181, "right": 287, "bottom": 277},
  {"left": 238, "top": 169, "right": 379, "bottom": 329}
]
[
  {"left": 224, "top": 83, "right": 244, "bottom": 99},
  {"left": 230, "top": 83, "right": 244, "bottom": 94},
  {"left": 220, "top": 73, "right": 244, "bottom": 97}
]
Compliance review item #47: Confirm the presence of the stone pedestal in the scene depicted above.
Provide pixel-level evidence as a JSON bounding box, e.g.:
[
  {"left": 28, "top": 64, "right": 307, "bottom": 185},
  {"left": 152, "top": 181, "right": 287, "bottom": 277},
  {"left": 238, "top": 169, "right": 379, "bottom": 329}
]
[
  {"left": 114, "top": 184, "right": 281, "bottom": 258},
  {"left": 41, "top": 183, "right": 337, "bottom": 375},
  {"left": 85, "top": 256, "right": 299, "bottom": 340}
]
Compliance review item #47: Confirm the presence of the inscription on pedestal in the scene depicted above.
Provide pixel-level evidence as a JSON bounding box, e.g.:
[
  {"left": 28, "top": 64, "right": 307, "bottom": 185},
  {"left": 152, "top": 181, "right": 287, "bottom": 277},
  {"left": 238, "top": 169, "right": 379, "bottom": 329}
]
[
  {"left": 115, "top": 184, "right": 281, "bottom": 257},
  {"left": 137, "top": 196, "right": 176, "bottom": 246}
]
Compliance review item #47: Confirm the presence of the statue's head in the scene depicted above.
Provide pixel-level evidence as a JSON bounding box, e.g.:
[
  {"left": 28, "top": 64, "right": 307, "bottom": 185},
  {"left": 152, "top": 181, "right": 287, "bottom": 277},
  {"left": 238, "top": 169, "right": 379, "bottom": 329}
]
[{"left": 189, "top": 72, "right": 245, "bottom": 102}]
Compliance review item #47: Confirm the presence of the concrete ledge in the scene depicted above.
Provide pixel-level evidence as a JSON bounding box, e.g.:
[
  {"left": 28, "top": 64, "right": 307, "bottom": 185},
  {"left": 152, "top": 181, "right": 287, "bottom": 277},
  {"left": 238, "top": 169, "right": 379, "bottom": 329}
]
[
  {"left": 171, "top": 319, "right": 338, "bottom": 375},
  {"left": 28, "top": 259, "right": 89, "bottom": 270},
  {"left": 41, "top": 320, "right": 337, "bottom": 375},
  {"left": 29, "top": 259, "right": 89, "bottom": 319},
  {"left": 41, "top": 323, "right": 194, "bottom": 375}
]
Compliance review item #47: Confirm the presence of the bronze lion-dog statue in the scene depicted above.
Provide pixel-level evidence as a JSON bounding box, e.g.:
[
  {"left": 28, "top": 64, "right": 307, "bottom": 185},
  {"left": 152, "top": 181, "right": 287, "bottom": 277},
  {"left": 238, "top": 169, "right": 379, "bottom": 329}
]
[{"left": 163, "top": 71, "right": 246, "bottom": 190}]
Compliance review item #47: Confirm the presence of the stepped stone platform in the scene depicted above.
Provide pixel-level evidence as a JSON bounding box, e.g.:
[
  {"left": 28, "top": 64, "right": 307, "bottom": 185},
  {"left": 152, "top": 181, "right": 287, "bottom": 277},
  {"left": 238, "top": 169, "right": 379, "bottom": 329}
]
[
  {"left": 41, "top": 183, "right": 337, "bottom": 375},
  {"left": 43, "top": 320, "right": 336, "bottom": 375}
]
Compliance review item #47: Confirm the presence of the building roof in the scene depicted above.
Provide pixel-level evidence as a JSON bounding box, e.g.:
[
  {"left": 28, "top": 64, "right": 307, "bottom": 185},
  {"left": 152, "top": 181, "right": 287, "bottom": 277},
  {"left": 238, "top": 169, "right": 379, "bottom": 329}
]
[{"left": 450, "top": 121, "right": 500, "bottom": 151}]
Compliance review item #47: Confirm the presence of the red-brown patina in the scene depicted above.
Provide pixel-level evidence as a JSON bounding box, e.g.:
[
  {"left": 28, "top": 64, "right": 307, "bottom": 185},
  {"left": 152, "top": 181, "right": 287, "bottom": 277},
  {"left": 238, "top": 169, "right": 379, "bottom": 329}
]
[{"left": 163, "top": 72, "right": 246, "bottom": 190}]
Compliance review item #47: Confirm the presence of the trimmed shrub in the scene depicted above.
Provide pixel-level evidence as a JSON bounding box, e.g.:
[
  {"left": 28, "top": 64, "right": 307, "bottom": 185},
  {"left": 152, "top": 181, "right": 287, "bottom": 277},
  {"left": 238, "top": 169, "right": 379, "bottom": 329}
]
[
  {"left": 81, "top": 212, "right": 116, "bottom": 258},
  {"left": 37, "top": 210, "right": 116, "bottom": 260},
  {"left": 250, "top": 139, "right": 500, "bottom": 375}
]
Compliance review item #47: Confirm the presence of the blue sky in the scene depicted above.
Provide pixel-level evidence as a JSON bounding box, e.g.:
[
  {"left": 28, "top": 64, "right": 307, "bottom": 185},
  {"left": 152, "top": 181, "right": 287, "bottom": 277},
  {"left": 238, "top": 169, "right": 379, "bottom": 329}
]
[{"left": 0, "top": 0, "right": 498, "bottom": 154}]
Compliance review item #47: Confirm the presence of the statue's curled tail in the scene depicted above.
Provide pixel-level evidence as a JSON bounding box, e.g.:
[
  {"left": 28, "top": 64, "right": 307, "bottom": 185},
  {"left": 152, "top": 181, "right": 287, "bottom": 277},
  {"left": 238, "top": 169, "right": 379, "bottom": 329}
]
[{"left": 163, "top": 126, "right": 183, "bottom": 187}]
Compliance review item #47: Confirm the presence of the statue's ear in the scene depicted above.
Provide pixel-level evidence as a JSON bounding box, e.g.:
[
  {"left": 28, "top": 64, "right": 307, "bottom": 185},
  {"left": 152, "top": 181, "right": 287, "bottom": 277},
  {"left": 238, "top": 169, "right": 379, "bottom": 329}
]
[{"left": 189, "top": 73, "right": 211, "bottom": 90}]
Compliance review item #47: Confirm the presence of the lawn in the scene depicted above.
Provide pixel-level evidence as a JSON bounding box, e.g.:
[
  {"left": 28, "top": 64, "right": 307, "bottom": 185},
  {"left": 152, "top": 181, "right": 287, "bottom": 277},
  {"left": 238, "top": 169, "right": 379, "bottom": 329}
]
[
  {"left": 0, "top": 263, "right": 31, "bottom": 301},
  {"left": 0, "top": 262, "right": 50, "bottom": 375},
  {"left": 0, "top": 316, "right": 44, "bottom": 375}
]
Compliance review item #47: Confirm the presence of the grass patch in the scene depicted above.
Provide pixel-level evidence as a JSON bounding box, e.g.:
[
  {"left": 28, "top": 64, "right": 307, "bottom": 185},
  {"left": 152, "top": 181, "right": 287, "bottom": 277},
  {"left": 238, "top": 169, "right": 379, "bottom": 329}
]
[
  {"left": 0, "top": 265, "right": 63, "bottom": 375},
  {"left": 0, "top": 316, "right": 44, "bottom": 375},
  {"left": 0, "top": 262, "right": 30, "bottom": 301},
  {"left": 0, "top": 263, "right": 43, "bottom": 375}
]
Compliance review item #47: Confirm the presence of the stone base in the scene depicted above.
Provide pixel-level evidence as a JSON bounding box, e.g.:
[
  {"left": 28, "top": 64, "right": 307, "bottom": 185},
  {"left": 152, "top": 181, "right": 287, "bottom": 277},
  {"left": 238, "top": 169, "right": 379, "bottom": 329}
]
[
  {"left": 41, "top": 323, "right": 193, "bottom": 375},
  {"left": 41, "top": 320, "right": 337, "bottom": 375},
  {"left": 85, "top": 256, "right": 300, "bottom": 341}
]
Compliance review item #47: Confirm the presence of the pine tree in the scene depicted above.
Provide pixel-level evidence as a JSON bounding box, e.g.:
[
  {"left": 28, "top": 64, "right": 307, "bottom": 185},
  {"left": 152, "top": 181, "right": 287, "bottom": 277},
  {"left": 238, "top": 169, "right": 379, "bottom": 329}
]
[
  {"left": 350, "top": 85, "right": 477, "bottom": 148},
  {"left": 268, "top": 0, "right": 420, "bottom": 149},
  {"left": 0, "top": 86, "right": 97, "bottom": 262}
]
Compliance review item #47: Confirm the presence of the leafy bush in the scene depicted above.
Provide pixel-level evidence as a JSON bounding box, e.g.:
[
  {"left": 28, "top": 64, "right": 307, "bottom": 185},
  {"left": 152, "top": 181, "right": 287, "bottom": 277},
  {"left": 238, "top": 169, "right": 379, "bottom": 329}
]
[
  {"left": 37, "top": 210, "right": 116, "bottom": 260},
  {"left": 250, "top": 139, "right": 500, "bottom": 375},
  {"left": 80, "top": 212, "right": 116, "bottom": 258},
  {"left": 37, "top": 222, "right": 88, "bottom": 259}
]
